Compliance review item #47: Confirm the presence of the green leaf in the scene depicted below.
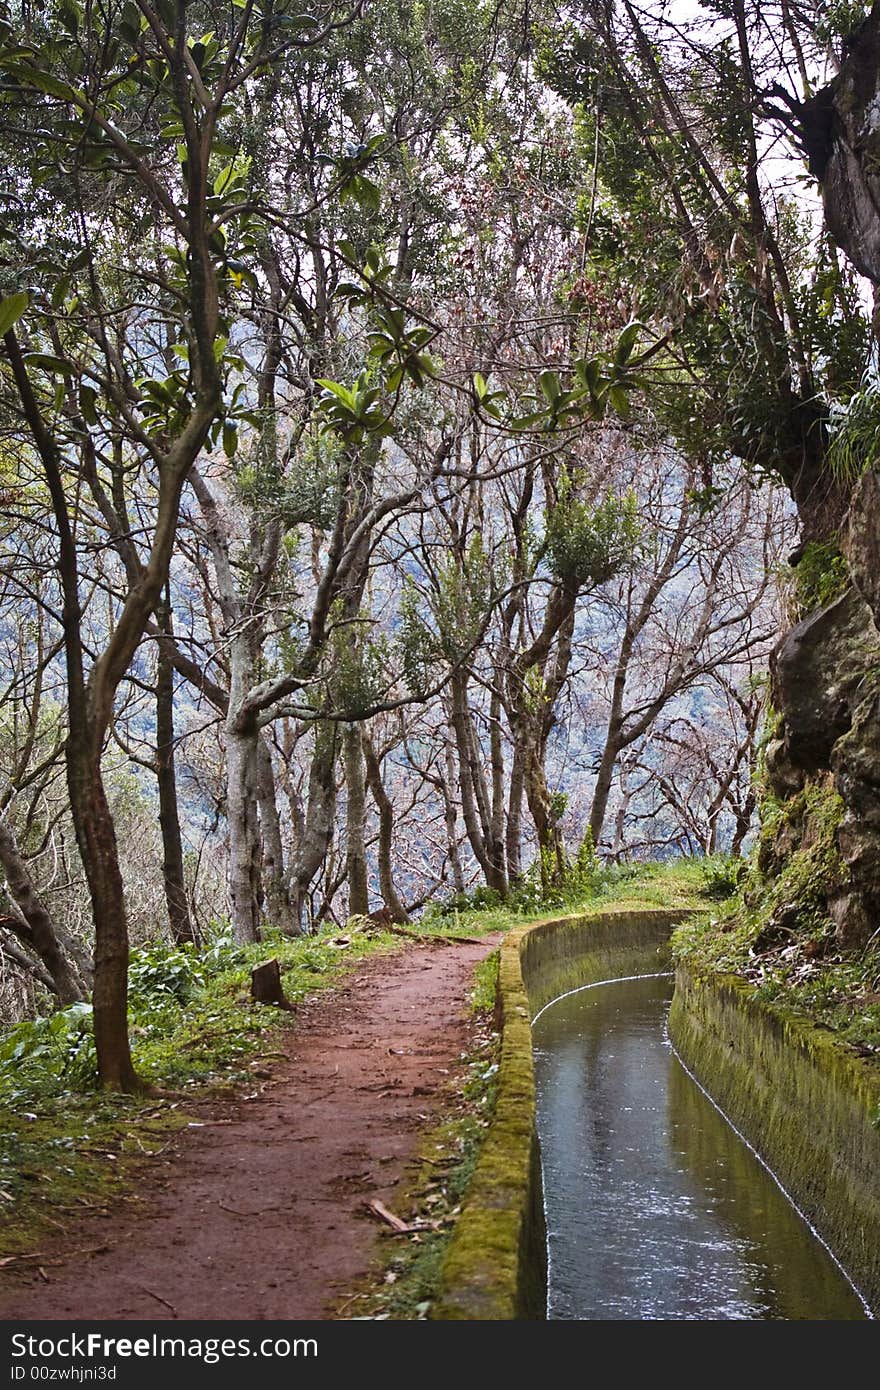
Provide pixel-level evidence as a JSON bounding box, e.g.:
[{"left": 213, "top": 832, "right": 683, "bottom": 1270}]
[
  {"left": 316, "top": 379, "right": 356, "bottom": 409},
  {"left": 574, "top": 357, "right": 602, "bottom": 396},
  {"left": 607, "top": 383, "right": 631, "bottom": 419},
  {"left": 510, "top": 411, "right": 549, "bottom": 429},
  {"left": 473, "top": 371, "right": 489, "bottom": 400},
  {"left": 614, "top": 320, "right": 642, "bottom": 367},
  {"left": 23, "top": 352, "right": 75, "bottom": 375},
  {"left": 214, "top": 163, "right": 236, "bottom": 196},
  {"left": 538, "top": 370, "right": 561, "bottom": 403},
  {"left": 222, "top": 422, "right": 238, "bottom": 458},
  {"left": 350, "top": 174, "right": 380, "bottom": 212},
  {"left": 1, "top": 62, "right": 81, "bottom": 102},
  {"left": 414, "top": 353, "right": 436, "bottom": 379},
  {"left": 0, "top": 291, "right": 29, "bottom": 336},
  {"left": 79, "top": 384, "right": 98, "bottom": 425}
]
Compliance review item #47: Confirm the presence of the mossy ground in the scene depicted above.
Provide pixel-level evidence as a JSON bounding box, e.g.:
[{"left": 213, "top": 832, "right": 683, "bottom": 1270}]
[{"left": 673, "top": 779, "right": 880, "bottom": 1063}]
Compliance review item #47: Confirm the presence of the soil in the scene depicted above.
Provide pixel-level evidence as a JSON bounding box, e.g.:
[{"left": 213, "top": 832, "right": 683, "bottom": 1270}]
[{"left": 0, "top": 935, "right": 500, "bottom": 1320}]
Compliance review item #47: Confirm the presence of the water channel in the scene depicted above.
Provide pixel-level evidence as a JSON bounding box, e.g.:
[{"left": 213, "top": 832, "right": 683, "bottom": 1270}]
[{"left": 532, "top": 972, "right": 868, "bottom": 1320}]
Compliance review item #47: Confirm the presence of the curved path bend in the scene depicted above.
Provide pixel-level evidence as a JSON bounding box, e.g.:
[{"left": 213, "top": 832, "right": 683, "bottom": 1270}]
[{"left": 0, "top": 937, "right": 498, "bottom": 1320}]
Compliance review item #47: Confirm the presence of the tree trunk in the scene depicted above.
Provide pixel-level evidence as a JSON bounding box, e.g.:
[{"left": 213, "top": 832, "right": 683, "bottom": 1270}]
[
  {"left": 362, "top": 731, "right": 409, "bottom": 922},
  {"left": 343, "top": 723, "right": 369, "bottom": 917},
  {"left": 523, "top": 741, "right": 566, "bottom": 886},
  {"left": 506, "top": 745, "right": 524, "bottom": 883},
  {"left": 256, "top": 734, "right": 294, "bottom": 933},
  {"left": 449, "top": 676, "right": 507, "bottom": 895},
  {"left": 226, "top": 723, "right": 263, "bottom": 945},
  {"left": 68, "top": 749, "right": 142, "bottom": 1092},
  {"left": 155, "top": 598, "right": 197, "bottom": 946},
  {"left": 290, "top": 723, "right": 338, "bottom": 930},
  {"left": 589, "top": 728, "right": 623, "bottom": 850},
  {"left": 0, "top": 820, "right": 88, "bottom": 1004},
  {"left": 442, "top": 739, "right": 466, "bottom": 896}
]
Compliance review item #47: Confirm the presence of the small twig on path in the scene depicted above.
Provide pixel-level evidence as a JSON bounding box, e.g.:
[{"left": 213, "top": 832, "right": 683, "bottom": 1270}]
[
  {"left": 138, "top": 1286, "right": 178, "bottom": 1317},
  {"left": 217, "top": 1201, "right": 276, "bottom": 1217},
  {"left": 335, "top": 1292, "right": 368, "bottom": 1315},
  {"left": 0, "top": 1244, "right": 110, "bottom": 1268}
]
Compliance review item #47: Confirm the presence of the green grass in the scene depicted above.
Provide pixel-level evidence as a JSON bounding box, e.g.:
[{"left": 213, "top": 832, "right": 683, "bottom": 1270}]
[
  {"left": 471, "top": 951, "right": 499, "bottom": 1014},
  {"left": 673, "top": 911, "right": 880, "bottom": 1061},
  {"left": 671, "top": 787, "right": 880, "bottom": 1066},
  {"left": 420, "top": 857, "right": 707, "bottom": 938},
  {"left": 1, "top": 925, "right": 407, "bottom": 1106}
]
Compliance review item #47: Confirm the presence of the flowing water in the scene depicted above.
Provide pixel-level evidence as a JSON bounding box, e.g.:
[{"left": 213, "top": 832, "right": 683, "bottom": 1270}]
[{"left": 532, "top": 973, "right": 868, "bottom": 1320}]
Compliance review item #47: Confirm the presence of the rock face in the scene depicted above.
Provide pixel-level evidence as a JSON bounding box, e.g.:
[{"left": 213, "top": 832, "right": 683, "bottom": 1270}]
[
  {"left": 803, "top": 4, "right": 880, "bottom": 294},
  {"left": 769, "top": 586, "right": 880, "bottom": 947},
  {"left": 771, "top": 11, "right": 880, "bottom": 950},
  {"left": 830, "top": 672, "right": 880, "bottom": 946},
  {"left": 845, "top": 469, "right": 880, "bottom": 624},
  {"left": 770, "top": 589, "right": 878, "bottom": 775}
]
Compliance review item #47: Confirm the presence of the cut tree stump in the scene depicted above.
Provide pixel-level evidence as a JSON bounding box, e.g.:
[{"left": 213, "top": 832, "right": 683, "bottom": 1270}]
[{"left": 250, "top": 959, "right": 294, "bottom": 1010}]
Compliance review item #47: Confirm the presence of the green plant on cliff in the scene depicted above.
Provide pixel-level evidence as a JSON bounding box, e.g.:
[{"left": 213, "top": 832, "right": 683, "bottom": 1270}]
[
  {"left": 791, "top": 541, "right": 850, "bottom": 616},
  {"left": 827, "top": 378, "right": 880, "bottom": 482}
]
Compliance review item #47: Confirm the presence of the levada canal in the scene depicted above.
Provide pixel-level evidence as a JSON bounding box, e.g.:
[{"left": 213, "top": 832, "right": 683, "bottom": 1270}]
[{"left": 532, "top": 973, "right": 868, "bottom": 1320}]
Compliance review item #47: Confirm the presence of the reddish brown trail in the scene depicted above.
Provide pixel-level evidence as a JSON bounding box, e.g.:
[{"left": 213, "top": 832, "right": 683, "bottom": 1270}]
[{"left": 0, "top": 937, "right": 499, "bottom": 1320}]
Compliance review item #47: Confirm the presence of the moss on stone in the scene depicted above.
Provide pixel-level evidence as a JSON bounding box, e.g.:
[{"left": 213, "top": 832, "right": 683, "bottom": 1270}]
[
  {"left": 669, "top": 966, "right": 880, "bottom": 1312},
  {"left": 792, "top": 541, "right": 850, "bottom": 616}
]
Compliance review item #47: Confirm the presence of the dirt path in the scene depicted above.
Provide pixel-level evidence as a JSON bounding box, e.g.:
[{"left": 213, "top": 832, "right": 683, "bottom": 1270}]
[{"left": 0, "top": 936, "right": 499, "bottom": 1320}]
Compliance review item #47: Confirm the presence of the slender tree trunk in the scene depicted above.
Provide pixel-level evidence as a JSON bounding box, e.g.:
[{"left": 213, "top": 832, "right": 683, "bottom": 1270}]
[
  {"left": 343, "top": 724, "right": 369, "bottom": 917},
  {"left": 155, "top": 598, "right": 197, "bottom": 946},
  {"left": 732, "top": 788, "right": 756, "bottom": 858},
  {"left": 226, "top": 723, "right": 263, "bottom": 944},
  {"left": 290, "top": 723, "right": 338, "bottom": 931},
  {"left": 442, "top": 739, "right": 466, "bottom": 896},
  {"left": 362, "top": 732, "right": 409, "bottom": 922},
  {"left": 523, "top": 742, "right": 565, "bottom": 885},
  {"left": 610, "top": 759, "right": 633, "bottom": 861},
  {"left": 0, "top": 820, "right": 88, "bottom": 1004},
  {"left": 256, "top": 734, "right": 294, "bottom": 932},
  {"left": 449, "top": 675, "right": 507, "bottom": 895},
  {"left": 589, "top": 728, "right": 623, "bottom": 850},
  {"left": 489, "top": 685, "right": 507, "bottom": 883},
  {"left": 506, "top": 745, "right": 524, "bottom": 883},
  {"left": 69, "top": 747, "right": 142, "bottom": 1092}
]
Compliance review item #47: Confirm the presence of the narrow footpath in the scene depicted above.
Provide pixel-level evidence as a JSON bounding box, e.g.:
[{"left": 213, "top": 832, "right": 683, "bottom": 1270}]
[{"left": 0, "top": 936, "right": 499, "bottom": 1320}]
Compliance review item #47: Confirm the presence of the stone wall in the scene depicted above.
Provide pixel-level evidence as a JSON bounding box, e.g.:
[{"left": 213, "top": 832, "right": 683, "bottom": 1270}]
[{"left": 669, "top": 967, "right": 880, "bottom": 1312}]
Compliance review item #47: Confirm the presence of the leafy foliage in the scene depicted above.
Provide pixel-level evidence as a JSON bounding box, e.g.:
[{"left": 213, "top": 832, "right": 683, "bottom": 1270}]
[{"left": 544, "top": 475, "right": 639, "bottom": 589}]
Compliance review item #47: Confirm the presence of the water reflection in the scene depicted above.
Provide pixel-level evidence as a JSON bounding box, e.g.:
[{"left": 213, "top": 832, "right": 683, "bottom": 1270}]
[{"left": 532, "top": 974, "right": 865, "bottom": 1320}]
